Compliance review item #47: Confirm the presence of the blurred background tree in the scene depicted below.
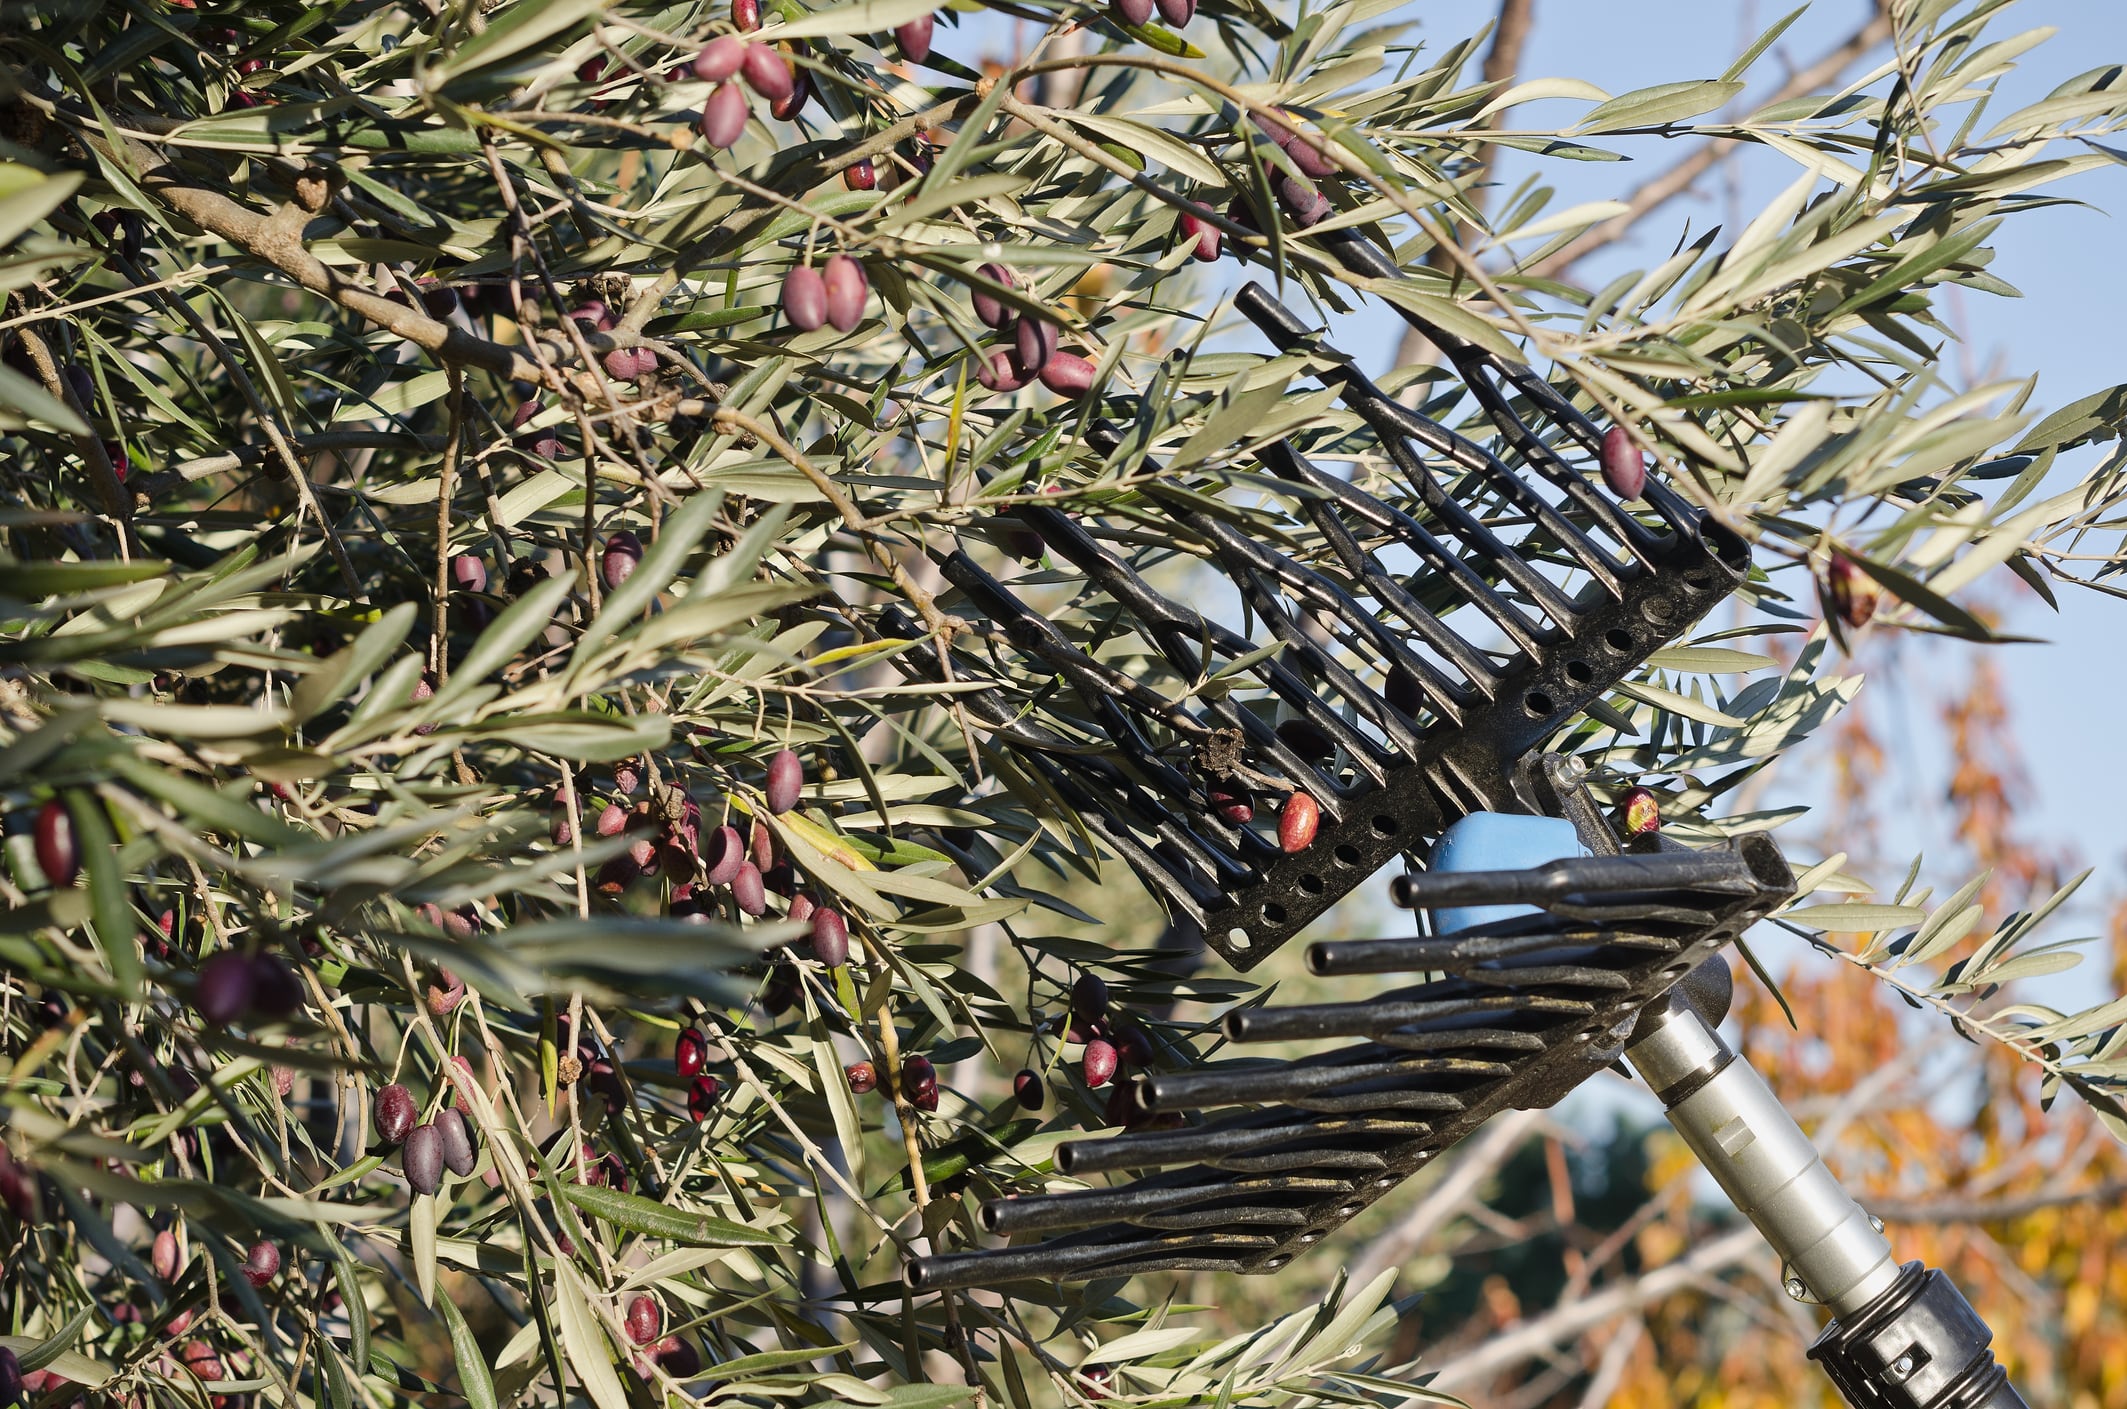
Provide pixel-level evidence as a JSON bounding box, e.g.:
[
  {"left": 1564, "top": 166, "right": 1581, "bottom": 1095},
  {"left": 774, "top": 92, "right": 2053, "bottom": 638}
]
[{"left": 6, "top": 0, "right": 2127, "bottom": 1405}]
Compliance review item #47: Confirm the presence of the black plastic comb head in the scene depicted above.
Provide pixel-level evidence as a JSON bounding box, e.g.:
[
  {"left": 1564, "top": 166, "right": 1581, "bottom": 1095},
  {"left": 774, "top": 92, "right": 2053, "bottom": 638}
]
[
  {"left": 891, "top": 278, "right": 1749, "bottom": 969},
  {"left": 903, "top": 834, "right": 1795, "bottom": 1290}
]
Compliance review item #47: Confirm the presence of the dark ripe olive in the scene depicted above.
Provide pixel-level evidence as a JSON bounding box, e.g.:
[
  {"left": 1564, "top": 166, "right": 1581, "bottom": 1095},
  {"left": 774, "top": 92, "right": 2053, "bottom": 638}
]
[
  {"left": 603, "top": 347, "right": 641, "bottom": 382},
  {"left": 674, "top": 1027, "right": 708, "bottom": 1078},
  {"left": 693, "top": 35, "right": 746, "bottom": 82},
  {"left": 899, "top": 1053, "right": 938, "bottom": 1112},
  {"left": 421, "top": 283, "right": 458, "bottom": 318},
  {"left": 657, "top": 1337, "right": 702, "bottom": 1377},
  {"left": 765, "top": 748, "right": 803, "bottom": 814},
  {"left": 374, "top": 1083, "right": 416, "bottom": 1145},
  {"left": 1013, "top": 313, "right": 1057, "bottom": 375},
  {"left": 626, "top": 1294, "right": 662, "bottom": 1346},
  {"left": 1206, "top": 785, "right": 1252, "bottom": 825},
  {"left": 1071, "top": 972, "right": 1108, "bottom": 1021},
  {"left": 749, "top": 818, "right": 775, "bottom": 871},
  {"left": 33, "top": 800, "right": 77, "bottom": 888},
  {"left": 820, "top": 255, "right": 866, "bottom": 333},
  {"left": 769, "top": 60, "right": 809, "bottom": 121},
  {"left": 600, "top": 530, "right": 642, "bottom": 591},
  {"left": 731, "top": 861, "right": 767, "bottom": 916},
  {"left": 1278, "top": 791, "right": 1321, "bottom": 854},
  {"left": 1275, "top": 716, "right": 1334, "bottom": 761},
  {"left": 686, "top": 1073, "right": 721, "bottom": 1121},
  {"left": 194, "top": 951, "right": 256, "bottom": 1026},
  {"left": 739, "top": 43, "right": 792, "bottom": 103},
  {"left": 700, "top": 81, "right": 749, "bottom": 149},
  {"left": 1037, "top": 352, "right": 1094, "bottom": 398},
  {"left": 403, "top": 1123, "right": 443, "bottom": 1195},
  {"left": 810, "top": 907, "right": 848, "bottom": 966},
  {"left": 241, "top": 1238, "right": 280, "bottom": 1288},
  {"left": 1385, "top": 665, "right": 1424, "bottom": 717},
  {"left": 1113, "top": 0, "right": 1153, "bottom": 24},
  {"left": 1081, "top": 1038, "right": 1119, "bottom": 1088},
  {"left": 781, "top": 267, "right": 827, "bottom": 331},
  {"left": 895, "top": 13, "right": 934, "bottom": 63},
  {"left": 1275, "top": 174, "right": 1332, "bottom": 227},
  {"left": 1825, "top": 552, "right": 1880, "bottom": 629},
  {"left": 844, "top": 1060, "right": 877, "bottom": 1093},
  {"left": 760, "top": 966, "right": 799, "bottom": 1017},
  {"left": 249, "top": 953, "right": 304, "bottom": 1018},
  {"left": 152, "top": 1228, "right": 181, "bottom": 1281},
  {"left": 1154, "top": 0, "right": 1192, "bottom": 23},
  {"left": 843, "top": 159, "right": 876, "bottom": 191},
  {"left": 62, "top": 363, "right": 95, "bottom": 412},
  {"left": 1117, "top": 1027, "right": 1153, "bottom": 1067},
  {"left": 1013, "top": 1069, "right": 1044, "bottom": 1110},
  {"left": 970, "top": 262, "right": 1014, "bottom": 329},
  {"left": 434, "top": 1108, "right": 476, "bottom": 1177},
  {"left": 703, "top": 825, "right": 744, "bottom": 886},
  {"left": 1600, "top": 425, "right": 1647, "bottom": 499},
  {"left": 595, "top": 855, "right": 637, "bottom": 895},
  {"left": 975, "top": 348, "right": 1026, "bottom": 393},
  {"left": 1079, "top": 1364, "right": 1113, "bottom": 1399}
]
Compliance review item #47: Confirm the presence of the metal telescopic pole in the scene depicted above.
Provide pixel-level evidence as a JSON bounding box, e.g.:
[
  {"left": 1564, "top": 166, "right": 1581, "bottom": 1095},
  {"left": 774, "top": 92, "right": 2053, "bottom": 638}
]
[{"left": 1623, "top": 963, "right": 2030, "bottom": 1409}]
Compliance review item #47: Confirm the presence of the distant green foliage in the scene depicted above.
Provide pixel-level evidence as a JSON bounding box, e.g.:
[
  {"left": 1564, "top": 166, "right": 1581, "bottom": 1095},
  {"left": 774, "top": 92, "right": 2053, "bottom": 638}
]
[{"left": 3, "top": 0, "right": 2127, "bottom": 1404}]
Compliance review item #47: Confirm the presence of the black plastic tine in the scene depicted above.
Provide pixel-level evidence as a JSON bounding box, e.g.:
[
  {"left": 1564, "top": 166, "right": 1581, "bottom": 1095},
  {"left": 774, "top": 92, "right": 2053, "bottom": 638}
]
[
  {"left": 904, "top": 1232, "right": 1274, "bottom": 1290},
  {"left": 1233, "top": 283, "right": 1626, "bottom": 602},
  {"left": 1253, "top": 439, "right": 1500, "bottom": 706},
  {"left": 1225, "top": 991, "right": 1593, "bottom": 1045},
  {"left": 1307, "top": 923, "right": 1681, "bottom": 978},
  {"left": 981, "top": 1175, "right": 1355, "bottom": 1237},
  {"left": 1137, "top": 1054, "right": 1496, "bottom": 1114},
  {"left": 1388, "top": 850, "right": 1763, "bottom": 912},
  {"left": 1055, "top": 1115, "right": 1429, "bottom": 1177}
]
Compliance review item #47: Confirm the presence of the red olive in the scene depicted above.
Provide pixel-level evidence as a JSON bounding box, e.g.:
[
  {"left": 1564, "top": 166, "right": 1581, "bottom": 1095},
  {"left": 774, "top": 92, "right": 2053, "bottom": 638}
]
[
  {"left": 731, "top": 0, "right": 760, "bottom": 30},
  {"left": 1037, "top": 352, "right": 1095, "bottom": 398},
  {"left": 900, "top": 1054, "right": 939, "bottom": 1112},
  {"left": 687, "top": 1073, "right": 721, "bottom": 1121},
  {"left": 33, "top": 800, "right": 77, "bottom": 887},
  {"left": 451, "top": 554, "right": 487, "bottom": 593},
  {"left": 1622, "top": 787, "right": 1662, "bottom": 836},
  {"left": 765, "top": 748, "right": 803, "bottom": 814},
  {"left": 811, "top": 907, "right": 849, "bottom": 966},
  {"left": 731, "top": 861, "right": 767, "bottom": 916},
  {"left": 1278, "top": 791, "right": 1321, "bottom": 853},
  {"left": 821, "top": 255, "right": 867, "bottom": 333},
  {"left": 692, "top": 35, "right": 747, "bottom": 82},
  {"left": 675, "top": 1026, "right": 709, "bottom": 1078},
  {"left": 750, "top": 818, "right": 776, "bottom": 871},
  {"left": 1179, "top": 210, "right": 1220, "bottom": 262},
  {"left": 845, "top": 1060, "right": 877, "bottom": 1093},
  {"left": 1825, "top": 553, "right": 1880, "bottom": 629},
  {"left": 787, "top": 891, "right": 816, "bottom": 924},
  {"left": 1081, "top": 1038, "right": 1119, "bottom": 1088},
  {"left": 894, "top": 13, "right": 934, "bottom": 63},
  {"left": 626, "top": 1294, "right": 663, "bottom": 1346},
  {"left": 241, "top": 1238, "right": 280, "bottom": 1288},
  {"left": 782, "top": 267, "right": 827, "bottom": 331},
  {"left": 700, "top": 81, "right": 749, "bottom": 149},
  {"left": 703, "top": 825, "right": 745, "bottom": 886},
  {"left": 739, "top": 43, "right": 792, "bottom": 103},
  {"left": 843, "top": 159, "right": 876, "bottom": 191},
  {"left": 1206, "top": 785, "right": 1252, "bottom": 825},
  {"left": 597, "top": 802, "right": 629, "bottom": 837},
  {"left": 152, "top": 1228, "right": 181, "bottom": 1281},
  {"left": 374, "top": 1083, "right": 416, "bottom": 1145}
]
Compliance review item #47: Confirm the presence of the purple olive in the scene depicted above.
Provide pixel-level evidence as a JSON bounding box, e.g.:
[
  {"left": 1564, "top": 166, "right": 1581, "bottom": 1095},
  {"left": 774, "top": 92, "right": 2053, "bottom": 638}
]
[
  {"left": 1154, "top": 0, "right": 1193, "bottom": 23},
  {"left": 1179, "top": 211, "right": 1219, "bottom": 262},
  {"left": 844, "top": 159, "right": 876, "bottom": 191},
  {"left": 675, "top": 1026, "right": 708, "bottom": 1078},
  {"left": 570, "top": 300, "right": 615, "bottom": 333},
  {"left": 731, "top": 861, "right": 767, "bottom": 916},
  {"left": 1113, "top": 0, "right": 1153, "bottom": 24},
  {"left": 971, "top": 263, "right": 1014, "bottom": 329},
  {"left": 1206, "top": 785, "right": 1253, "bottom": 825},
  {"left": 693, "top": 35, "right": 747, "bottom": 81},
  {"left": 435, "top": 1107, "right": 476, "bottom": 1176},
  {"left": 241, "top": 1238, "right": 280, "bottom": 1288},
  {"left": 1013, "top": 313, "right": 1057, "bottom": 375},
  {"left": 701, "top": 81, "right": 749, "bottom": 149},
  {"left": 1385, "top": 666, "right": 1423, "bottom": 717},
  {"left": 1082, "top": 1038, "right": 1119, "bottom": 1088},
  {"left": 782, "top": 266, "right": 827, "bottom": 331},
  {"left": 703, "top": 825, "right": 744, "bottom": 886},
  {"left": 425, "top": 966, "right": 465, "bottom": 1016},
  {"left": 765, "top": 748, "right": 803, "bottom": 814},
  {"left": 811, "top": 906, "right": 849, "bottom": 966},
  {"left": 895, "top": 13, "right": 934, "bottom": 63},
  {"left": 601, "top": 530, "right": 642, "bottom": 591},
  {"left": 1275, "top": 175, "right": 1332, "bottom": 227},
  {"left": 732, "top": 0, "right": 760, "bottom": 29},
  {"left": 152, "top": 1228, "right": 180, "bottom": 1281},
  {"left": 249, "top": 953, "right": 304, "bottom": 1018},
  {"left": 900, "top": 1053, "right": 939, "bottom": 1111},
  {"left": 1601, "top": 425, "right": 1647, "bottom": 499},
  {"left": 33, "top": 800, "right": 76, "bottom": 887},
  {"left": 403, "top": 1123, "right": 442, "bottom": 1195},
  {"left": 1038, "top": 352, "right": 1095, "bottom": 398},
  {"left": 749, "top": 818, "right": 776, "bottom": 871},
  {"left": 657, "top": 1337, "right": 703, "bottom": 1377},
  {"left": 845, "top": 1060, "right": 877, "bottom": 1093},
  {"left": 821, "top": 255, "right": 867, "bottom": 333},
  {"left": 451, "top": 554, "right": 488, "bottom": 593},
  {"left": 1013, "top": 1069, "right": 1044, "bottom": 1110},
  {"left": 975, "top": 348, "right": 1027, "bottom": 393},
  {"left": 374, "top": 1083, "right": 416, "bottom": 1145},
  {"left": 195, "top": 951, "right": 256, "bottom": 1026},
  {"left": 596, "top": 802, "right": 629, "bottom": 837},
  {"left": 740, "top": 43, "right": 792, "bottom": 103},
  {"left": 788, "top": 891, "right": 816, "bottom": 924}
]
